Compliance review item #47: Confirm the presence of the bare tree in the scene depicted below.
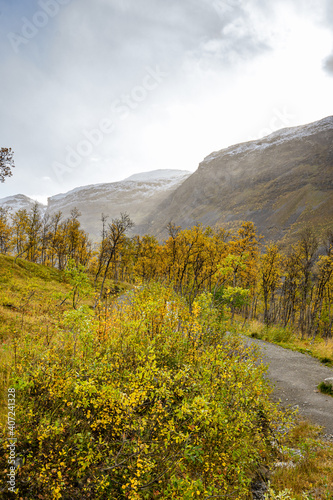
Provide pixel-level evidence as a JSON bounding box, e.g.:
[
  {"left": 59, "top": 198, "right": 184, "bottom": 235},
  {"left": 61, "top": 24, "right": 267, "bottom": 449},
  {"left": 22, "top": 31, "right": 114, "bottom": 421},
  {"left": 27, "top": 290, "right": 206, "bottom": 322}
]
[
  {"left": 94, "top": 213, "right": 109, "bottom": 287},
  {"left": 0, "top": 148, "right": 15, "bottom": 182},
  {"left": 94, "top": 213, "right": 134, "bottom": 307}
]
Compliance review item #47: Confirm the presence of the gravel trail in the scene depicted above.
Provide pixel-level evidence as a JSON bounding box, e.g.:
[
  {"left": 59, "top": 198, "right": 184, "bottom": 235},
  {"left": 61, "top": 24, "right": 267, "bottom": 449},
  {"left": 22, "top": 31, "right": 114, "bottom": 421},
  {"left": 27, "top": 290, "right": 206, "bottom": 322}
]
[{"left": 245, "top": 337, "right": 333, "bottom": 435}]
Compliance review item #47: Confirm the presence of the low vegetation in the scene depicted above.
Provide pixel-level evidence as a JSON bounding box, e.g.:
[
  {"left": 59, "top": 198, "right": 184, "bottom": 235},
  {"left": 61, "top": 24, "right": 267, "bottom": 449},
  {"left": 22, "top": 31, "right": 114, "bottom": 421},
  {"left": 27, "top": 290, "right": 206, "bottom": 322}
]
[
  {"left": 241, "top": 320, "right": 333, "bottom": 367},
  {"left": 267, "top": 420, "right": 333, "bottom": 500},
  {"left": 318, "top": 381, "right": 333, "bottom": 397},
  {"left": 1, "top": 276, "right": 293, "bottom": 498},
  {"left": 1, "top": 204, "right": 333, "bottom": 341},
  {"left": 1, "top": 205, "right": 333, "bottom": 498}
]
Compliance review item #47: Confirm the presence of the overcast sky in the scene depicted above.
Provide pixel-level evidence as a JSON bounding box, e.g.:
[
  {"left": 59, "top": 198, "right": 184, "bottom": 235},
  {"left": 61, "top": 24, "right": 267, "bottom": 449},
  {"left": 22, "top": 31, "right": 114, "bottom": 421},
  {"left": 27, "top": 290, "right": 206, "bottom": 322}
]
[{"left": 1, "top": 0, "right": 332, "bottom": 203}]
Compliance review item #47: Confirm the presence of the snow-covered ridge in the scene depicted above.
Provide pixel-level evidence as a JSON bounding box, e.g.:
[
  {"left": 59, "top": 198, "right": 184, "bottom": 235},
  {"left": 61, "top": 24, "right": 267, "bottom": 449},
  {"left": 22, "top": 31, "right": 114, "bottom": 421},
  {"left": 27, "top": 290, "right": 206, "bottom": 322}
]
[
  {"left": 0, "top": 194, "right": 28, "bottom": 204},
  {"left": 0, "top": 194, "right": 46, "bottom": 212},
  {"left": 125, "top": 169, "right": 190, "bottom": 182},
  {"left": 204, "top": 115, "right": 333, "bottom": 163},
  {"left": 48, "top": 169, "right": 191, "bottom": 203},
  {"left": 0, "top": 169, "right": 191, "bottom": 215}
]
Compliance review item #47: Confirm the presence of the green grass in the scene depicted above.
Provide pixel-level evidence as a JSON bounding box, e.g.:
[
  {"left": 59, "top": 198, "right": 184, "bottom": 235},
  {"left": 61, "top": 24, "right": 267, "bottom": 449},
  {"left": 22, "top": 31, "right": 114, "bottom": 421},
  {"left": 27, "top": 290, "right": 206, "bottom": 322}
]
[
  {"left": 0, "top": 255, "right": 71, "bottom": 341},
  {"left": 0, "top": 254, "right": 65, "bottom": 283},
  {"left": 318, "top": 381, "right": 333, "bottom": 397},
  {"left": 240, "top": 319, "right": 333, "bottom": 367},
  {"left": 0, "top": 256, "right": 72, "bottom": 425}
]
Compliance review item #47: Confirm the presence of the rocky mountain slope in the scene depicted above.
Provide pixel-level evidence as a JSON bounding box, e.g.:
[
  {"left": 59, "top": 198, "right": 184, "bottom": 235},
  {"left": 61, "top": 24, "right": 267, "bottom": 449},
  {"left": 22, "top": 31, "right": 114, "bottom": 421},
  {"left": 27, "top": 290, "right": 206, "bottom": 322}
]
[
  {"left": 46, "top": 169, "right": 191, "bottom": 240},
  {"left": 0, "top": 194, "right": 45, "bottom": 213},
  {"left": 146, "top": 116, "right": 333, "bottom": 241},
  {"left": 0, "top": 170, "right": 191, "bottom": 240},
  {"left": 1, "top": 117, "right": 332, "bottom": 243}
]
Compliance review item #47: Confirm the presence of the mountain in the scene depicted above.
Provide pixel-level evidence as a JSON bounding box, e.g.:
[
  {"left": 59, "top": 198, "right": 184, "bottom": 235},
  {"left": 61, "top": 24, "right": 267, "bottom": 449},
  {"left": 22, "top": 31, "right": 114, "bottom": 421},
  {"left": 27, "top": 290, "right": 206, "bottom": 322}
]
[
  {"left": 47, "top": 169, "right": 191, "bottom": 240},
  {"left": 1, "top": 117, "right": 332, "bottom": 243},
  {"left": 0, "top": 170, "right": 191, "bottom": 240},
  {"left": 0, "top": 194, "right": 46, "bottom": 214},
  {"left": 146, "top": 116, "right": 333, "bottom": 241}
]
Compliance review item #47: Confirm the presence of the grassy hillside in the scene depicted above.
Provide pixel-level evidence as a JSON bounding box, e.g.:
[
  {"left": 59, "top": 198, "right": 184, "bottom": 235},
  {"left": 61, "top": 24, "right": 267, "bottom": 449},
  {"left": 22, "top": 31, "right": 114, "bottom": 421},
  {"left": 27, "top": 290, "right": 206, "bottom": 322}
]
[
  {"left": 0, "top": 254, "right": 70, "bottom": 340},
  {"left": 0, "top": 256, "right": 73, "bottom": 422},
  {"left": 46, "top": 172, "right": 191, "bottom": 241}
]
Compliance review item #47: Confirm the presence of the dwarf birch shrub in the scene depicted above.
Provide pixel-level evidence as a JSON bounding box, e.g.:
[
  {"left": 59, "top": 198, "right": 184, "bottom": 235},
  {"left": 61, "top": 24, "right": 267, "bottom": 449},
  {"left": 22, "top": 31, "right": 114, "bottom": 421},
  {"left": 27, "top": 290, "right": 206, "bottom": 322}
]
[{"left": 1, "top": 282, "right": 291, "bottom": 499}]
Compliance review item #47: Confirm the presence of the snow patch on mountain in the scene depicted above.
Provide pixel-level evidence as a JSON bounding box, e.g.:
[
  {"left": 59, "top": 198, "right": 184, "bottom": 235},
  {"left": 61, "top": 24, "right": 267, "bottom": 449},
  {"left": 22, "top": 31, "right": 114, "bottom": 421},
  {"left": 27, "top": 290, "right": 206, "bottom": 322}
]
[
  {"left": 125, "top": 169, "right": 190, "bottom": 182},
  {"left": 0, "top": 194, "right": 46, "bottom": 213},
  {"left": 48, "top": 170, "right": 191, "bottom": 206},
  {"left": 203, "top": 116, "right": 333, "bottom": 164}
]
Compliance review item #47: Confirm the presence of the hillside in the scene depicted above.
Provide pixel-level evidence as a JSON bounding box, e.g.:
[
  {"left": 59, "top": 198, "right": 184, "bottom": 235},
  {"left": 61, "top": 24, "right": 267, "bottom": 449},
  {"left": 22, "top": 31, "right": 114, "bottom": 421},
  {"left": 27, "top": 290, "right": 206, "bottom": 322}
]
[
  {"left": 0, "top": 194, "right": 46, "bottom": 214},
  {"left": 1, "top": 256, "right": 333, "bottom": 498},
  {"left": 0, "top": 255, "right": 294, "bottom": 499},
  {"left": 46, "top": 169, "right": 191, "bottom": 240},
  {"left": 147, "top": 116, "right": 333, "bottom": 241},
  {"left": 0, "top": 254, "right": 69, "bottom": 345},
  {"left": 1, "top": 117, "right": 332, "bottom": 243},
  {"left": 0, "top": 170, "right": 191, "bottom": 241}
]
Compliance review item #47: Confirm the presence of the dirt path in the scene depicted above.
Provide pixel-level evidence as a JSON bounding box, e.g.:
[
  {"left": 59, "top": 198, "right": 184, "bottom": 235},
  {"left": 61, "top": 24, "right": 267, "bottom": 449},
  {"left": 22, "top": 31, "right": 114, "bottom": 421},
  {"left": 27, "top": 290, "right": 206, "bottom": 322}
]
[{"left": 244, "top": 337, "right": 333, "bottom": 436}]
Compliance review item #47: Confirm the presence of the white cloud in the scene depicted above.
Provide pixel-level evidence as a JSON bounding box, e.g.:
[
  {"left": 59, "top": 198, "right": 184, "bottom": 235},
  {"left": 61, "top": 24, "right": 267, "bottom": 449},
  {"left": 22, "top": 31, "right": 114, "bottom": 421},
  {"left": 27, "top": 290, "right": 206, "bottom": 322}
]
[{"left": 0, "top": 0, "right": 332, "bottom": 200}]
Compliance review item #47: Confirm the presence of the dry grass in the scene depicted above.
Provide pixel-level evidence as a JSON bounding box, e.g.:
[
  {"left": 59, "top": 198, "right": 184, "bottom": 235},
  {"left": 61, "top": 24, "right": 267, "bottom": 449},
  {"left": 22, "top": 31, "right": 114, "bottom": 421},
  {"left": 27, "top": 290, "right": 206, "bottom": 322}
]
[
  {"left": 0, "top": 256, "right": 72, "bottom": 429},
  {"left": 242, "top": 319, "right": 333, "bottom": 367},
  {"left": 271, "top": 420, "right": 333, "bottom": 499},
  {"left": 0, "top": 348, "right": 12, "bottom": 428}
]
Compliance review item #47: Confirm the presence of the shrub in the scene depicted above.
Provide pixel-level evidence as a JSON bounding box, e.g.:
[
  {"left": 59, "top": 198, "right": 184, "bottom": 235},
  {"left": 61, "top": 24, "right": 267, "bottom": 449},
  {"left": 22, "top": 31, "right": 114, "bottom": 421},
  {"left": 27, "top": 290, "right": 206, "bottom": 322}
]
[{"left": 1, "top": 283, "right": 291, "bottom": 499}]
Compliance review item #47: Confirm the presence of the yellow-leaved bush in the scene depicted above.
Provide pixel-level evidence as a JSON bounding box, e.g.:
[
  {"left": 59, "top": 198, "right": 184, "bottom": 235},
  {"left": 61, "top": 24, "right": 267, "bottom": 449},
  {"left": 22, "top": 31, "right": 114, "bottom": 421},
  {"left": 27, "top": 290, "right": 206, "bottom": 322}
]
[{"left": 1, "top": 282, "right": 291, "bottom": 499}]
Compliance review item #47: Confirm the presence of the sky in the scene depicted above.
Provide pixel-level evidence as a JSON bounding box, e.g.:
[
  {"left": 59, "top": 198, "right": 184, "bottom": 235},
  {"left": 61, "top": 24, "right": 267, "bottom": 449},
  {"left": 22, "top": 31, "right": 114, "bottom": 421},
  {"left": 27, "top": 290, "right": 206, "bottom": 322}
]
[{"left": 0, "top": 0, "right": 333, "bottom": 204}]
